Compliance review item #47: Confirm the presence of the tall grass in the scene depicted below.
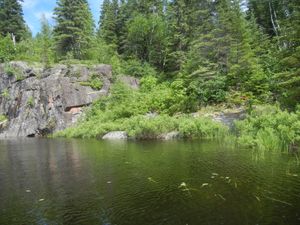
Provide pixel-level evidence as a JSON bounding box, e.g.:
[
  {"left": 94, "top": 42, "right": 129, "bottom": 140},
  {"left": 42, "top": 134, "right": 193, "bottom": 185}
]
[
  {"left": 55, "top": 81, "right": 300, "bottom": 154},
  {"left": 235, "top": 105, "right": 300, "bottom": 152},
  {"left": 55, "top": 114, "right": 228, "bottom": 140}
]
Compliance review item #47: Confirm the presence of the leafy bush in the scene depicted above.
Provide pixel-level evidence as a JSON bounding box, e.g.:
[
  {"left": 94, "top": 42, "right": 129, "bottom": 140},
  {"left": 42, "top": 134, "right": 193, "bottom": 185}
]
[
  {"left": 235, "top": 105, "right": 300, "bottom": 152},
  {"left": 0, "top": 35, "right": 16, "bottom": 62},
  {"left": 55, "top": 81, "right": 228, "bottom": 139},
  {"left": 80, "top": 74, "right": 103, "bottom": 90},
  {"left": 0, "top": 114, "right": 7, "bottom": 122},
  {"left": 120, "top": 58, "right": 157, "bottom": 77},
  {"left": 188, "top": 74, "right": 227, "bottom": 105},
  {"left": 56, "top": 113, "right": 228, "bottom": 140},
  {"left": 4, "top": 64, "right": 24, "bottom": 81}
]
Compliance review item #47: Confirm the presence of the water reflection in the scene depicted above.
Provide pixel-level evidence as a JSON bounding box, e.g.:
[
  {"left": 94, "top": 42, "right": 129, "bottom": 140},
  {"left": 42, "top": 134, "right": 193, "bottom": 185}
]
[{"left": 0, "top": 139, "right": 299, "bottom": 225}]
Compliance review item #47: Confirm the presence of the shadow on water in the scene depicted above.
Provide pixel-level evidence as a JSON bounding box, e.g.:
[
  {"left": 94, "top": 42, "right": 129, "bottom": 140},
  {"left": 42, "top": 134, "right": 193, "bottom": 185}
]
[{"left": 0, "top": 138, "right": 300, "bottom": 225}]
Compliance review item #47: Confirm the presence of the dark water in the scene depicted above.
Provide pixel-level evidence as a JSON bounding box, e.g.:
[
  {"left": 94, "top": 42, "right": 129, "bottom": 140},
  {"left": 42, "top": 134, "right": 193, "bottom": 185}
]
[{"left": 0, "top": 139, "right": 300, "bottom": 225}]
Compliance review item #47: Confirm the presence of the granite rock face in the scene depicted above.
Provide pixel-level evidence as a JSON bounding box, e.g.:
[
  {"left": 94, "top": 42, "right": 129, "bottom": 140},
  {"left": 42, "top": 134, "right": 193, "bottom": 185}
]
[{"left": 0, "top": 61, "right": 113, "bottom": 137}]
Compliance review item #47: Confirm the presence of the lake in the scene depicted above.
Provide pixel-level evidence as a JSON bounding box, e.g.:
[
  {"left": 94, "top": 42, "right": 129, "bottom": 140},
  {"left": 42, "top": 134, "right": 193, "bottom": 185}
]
[{"left": 0, "top": 138, "right": 300, "bottom": 225}]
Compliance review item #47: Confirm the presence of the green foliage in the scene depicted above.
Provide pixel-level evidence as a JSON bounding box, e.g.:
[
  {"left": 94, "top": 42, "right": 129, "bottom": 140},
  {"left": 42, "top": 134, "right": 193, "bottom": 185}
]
[
  {"left": 120, "top": 59, "right": 157, "bottom": 77},
  {"left": 185, "top": 62, "right": 227, "bottom": 105},
  {"left": 56, "top": 112, "right": 227, "bottom": 140},
  {"left": 55, "top": 80, "right": 228, "bottom": 139},
  {"left": 80, "top": 75, "right": 103, "bottom": 90},
  {"left": 4, "top": 64, "right": 22, "bottom": 78},
  {"left": 37, "top": 15, "right": 54, "bottom": 66},
  {"left": 126, "top": 13, "right": 168, "bottom": 69},
  {"left": 27, "top": 96, "right": 35, "bottom": 108},
  {"left": 0, "top": 35, "right": 15, "bottom": 62},
  {"left": 0, "top": 0, "right": 27, "bottom": 41},
  {"left": 53, "top": 0, "right": 94, "bottom": 59},
  {"left": 235, "top": 105, "right": 300, "bottom": 152},
  {"left": 1, "top": 88, "right": 9, "bottom": 99},
  {"left": 0, "top": 114, "right": 7, "bottom": 122},
  {"left": 98, "top": 0, "right": 118, "bottom": 46}
]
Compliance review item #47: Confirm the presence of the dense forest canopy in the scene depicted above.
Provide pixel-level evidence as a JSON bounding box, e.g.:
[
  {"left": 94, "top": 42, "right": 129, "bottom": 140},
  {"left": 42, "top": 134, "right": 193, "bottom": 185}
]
[{"left": 0, "top": 0, "right": 299, "bottom": 109}]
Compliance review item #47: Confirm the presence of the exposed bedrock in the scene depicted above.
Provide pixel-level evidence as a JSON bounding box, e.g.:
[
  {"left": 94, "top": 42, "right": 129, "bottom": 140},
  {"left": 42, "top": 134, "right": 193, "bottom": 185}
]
[{"left": 0, "top": 61, "right": 113, "bottom": 137}]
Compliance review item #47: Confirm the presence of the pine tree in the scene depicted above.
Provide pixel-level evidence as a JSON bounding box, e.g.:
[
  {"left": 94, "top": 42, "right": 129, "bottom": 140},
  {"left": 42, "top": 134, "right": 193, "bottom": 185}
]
[
  {"left": 166, "top": 0, "right": 190, "bottom": 72},
  {"left": 98, "top": 0, "right": 119, "bottom": 46},
  {"left": 53, "top": 0, "right": 94, "bottom": 59},
  {"left": 0, "top": 0, "right": 27, "bottom": 41},
  {"left": 36, "top": 15, "right": 54, "bottom": 65},
  {"left": 275, "top": 1, "right": 300, "bottom": 107},
  {"left": 227, "top": 1, "right": 268, "bottom": 97}
]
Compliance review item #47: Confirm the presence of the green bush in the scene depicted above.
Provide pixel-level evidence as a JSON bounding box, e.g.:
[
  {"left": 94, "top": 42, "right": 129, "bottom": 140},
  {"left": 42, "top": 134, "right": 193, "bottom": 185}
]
[
  {"left": 4, "top": 64, "right": 23, "bottom": 80},
  {"left": 56, "top": 113, "right": 228, "bottom": 140},
  {"left": 120, "top": 59, "right": 157, "bottom": 77},
  {"left": 0, "top": 35, "right": 16, "bottom": 62},
  {"left": 0, "top": 114, "right": 7, "bottom": 122},
  {"left": 235, "top": 105, "right": 300, "bottom": 152},
  {"left": 80, "top": 74, "right": 103, "bottom": 90},
  {"left": 55, "top": 81, "right": 228, "bottom": 140}
]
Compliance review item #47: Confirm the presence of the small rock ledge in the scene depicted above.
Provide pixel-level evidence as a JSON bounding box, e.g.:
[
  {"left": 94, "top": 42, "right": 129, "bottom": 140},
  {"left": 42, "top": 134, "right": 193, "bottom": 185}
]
[{"left": 0, "top": 61, "right": 113, "bottom": 137}]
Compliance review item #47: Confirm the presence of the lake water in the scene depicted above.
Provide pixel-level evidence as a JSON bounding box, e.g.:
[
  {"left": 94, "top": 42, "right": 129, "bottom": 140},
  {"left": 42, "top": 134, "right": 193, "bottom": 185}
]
[{"left": 0, "top": 138, "right": 300, "bottom": 225}]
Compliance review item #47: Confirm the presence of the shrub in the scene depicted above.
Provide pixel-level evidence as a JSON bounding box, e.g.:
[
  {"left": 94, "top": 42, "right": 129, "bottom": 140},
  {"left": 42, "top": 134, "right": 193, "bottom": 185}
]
[
  {"left": 0, "top": 35, "right": 16, "bottom": 62},
  {"left": 4, "top": 64, "right": 23, "bottom": 80},
  {"left": 0, "top": 114, "right": 7, "bottom": 122},
  {"left": 27, "top": 96, "right": 35, "bottom": 107},
  {"left": 120, "top": 58, "right": 157, "bottom": 77},
  {"left": 235, "top": 105, "right": 300, "bottom": 152},
  {"left": 80, "top": 74, "right": 103, "bottom": 90},
  {"left": 1, "top": 88, "right": 10, "bottom": 99}
]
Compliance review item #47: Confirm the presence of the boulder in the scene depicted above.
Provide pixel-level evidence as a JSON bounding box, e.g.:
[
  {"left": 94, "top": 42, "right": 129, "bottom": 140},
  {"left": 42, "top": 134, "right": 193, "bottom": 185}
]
[
  {"left": 159, "top": 131, "right": 180, "bottom": 140},
  {"left": 211, "top": 110, "right": 246, "bottom": 128},
  {"left": 102, "top": 131, "right": 128, "bottom": 140},
  {"left": 0, "top": 62, "right": 113, "bottom": 137}
]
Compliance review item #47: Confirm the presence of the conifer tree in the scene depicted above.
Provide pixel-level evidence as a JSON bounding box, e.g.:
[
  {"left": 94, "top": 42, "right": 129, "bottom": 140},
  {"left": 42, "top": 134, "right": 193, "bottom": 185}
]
[
  {"left": 53, "top": 0, "right": 94, "bottom": 59},
  {"left": 126, "top": 13, "right": 168, "bottom": 69},
  {"left": 275, "top": 1, "right": 300, "bottom": 107},
  {"left": 0, "top": 0, "right": 27, "bottom": 41},
  {"left": 166, "top": 0, "right": 190, "bottom": 72},
  {"left": 98, "top": 0, "right": 119, "bottom": 46},
  {"left": 36, "top": 15, "right": 54, "bottom": 65}
]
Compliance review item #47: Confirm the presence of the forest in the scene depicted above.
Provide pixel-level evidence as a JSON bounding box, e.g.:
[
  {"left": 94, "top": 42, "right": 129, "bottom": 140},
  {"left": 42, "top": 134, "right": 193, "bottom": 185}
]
[{"left": 0, "top": 0, "right": 300, "bottom": 152}]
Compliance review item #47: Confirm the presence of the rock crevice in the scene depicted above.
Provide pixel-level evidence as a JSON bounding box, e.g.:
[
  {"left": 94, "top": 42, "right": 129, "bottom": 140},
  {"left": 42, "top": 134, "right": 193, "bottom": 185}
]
[{"left": 0, "top": 61, "right": 113, "bottom": 137}]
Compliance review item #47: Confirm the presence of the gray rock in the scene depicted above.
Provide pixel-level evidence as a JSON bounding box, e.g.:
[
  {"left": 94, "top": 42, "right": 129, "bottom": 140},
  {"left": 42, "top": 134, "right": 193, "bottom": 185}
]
[
  {"left": 102, "top": 131, "right": 128, "bottom": 140},
  {"left": 118, "top": 75, "right": 140, "bottom": 90},
  {"left": 145, "top": 112, "right": 158, "bottom": 118},
  {"left": 159, "top": 131, "right": 180, "bottom": 140},
  {"left": 0, "top": 62, "right": 113, "bottom": 137},
  {"left": 211, "top": 110, "right": 246, "bottom": 128}
]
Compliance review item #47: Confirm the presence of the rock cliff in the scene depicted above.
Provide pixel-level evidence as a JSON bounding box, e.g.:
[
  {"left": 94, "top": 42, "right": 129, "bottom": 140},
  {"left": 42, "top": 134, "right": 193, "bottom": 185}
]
[{"left": 0, "top": 61, "right": 112, "bottom": 137}]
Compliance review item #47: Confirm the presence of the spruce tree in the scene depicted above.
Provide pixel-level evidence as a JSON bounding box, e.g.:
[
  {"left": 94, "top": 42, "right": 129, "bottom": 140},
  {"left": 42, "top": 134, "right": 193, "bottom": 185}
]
[
  {"left": 98, "top": 0, "right": 119, "bottom": 46},
  {"left": 219, "top": 0, "right": 268, "bottom": 97},
  {"left": 53, "top": 0, "right": 94, "bottom": 59},
  {"left": 0, "top": 0, "right": 27, "bottom": 41},
  {"left": 275, "top": 1, "right": 300, "bottom": 107},
  {"left": 166, "top": 0, "right": 190, "bottom": 72},
  {"left": 36, "top": 15, "right": 54, "bottom": 65}
]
